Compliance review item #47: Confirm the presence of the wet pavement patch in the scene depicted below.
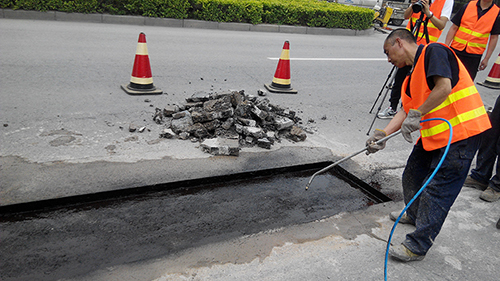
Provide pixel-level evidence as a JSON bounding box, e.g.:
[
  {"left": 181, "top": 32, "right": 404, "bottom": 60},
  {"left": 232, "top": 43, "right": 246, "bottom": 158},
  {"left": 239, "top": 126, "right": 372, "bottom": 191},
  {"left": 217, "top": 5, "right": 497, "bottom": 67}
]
[{"left": 0, "top": 162, "right": 391, "bottom": 281}]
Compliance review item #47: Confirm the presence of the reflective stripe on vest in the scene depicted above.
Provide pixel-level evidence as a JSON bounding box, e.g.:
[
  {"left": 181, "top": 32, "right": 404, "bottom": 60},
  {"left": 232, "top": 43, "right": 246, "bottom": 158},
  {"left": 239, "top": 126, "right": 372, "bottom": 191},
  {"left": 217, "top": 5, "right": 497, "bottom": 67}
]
[
  {"left": 401, "top": 43, "right": 491, "bottom": 151},
  {"left": 406, "top": 0, "right": 446, "bottom": 44},
  {"left": 450, "top": 1, "right": 499, "bottom": 54}
]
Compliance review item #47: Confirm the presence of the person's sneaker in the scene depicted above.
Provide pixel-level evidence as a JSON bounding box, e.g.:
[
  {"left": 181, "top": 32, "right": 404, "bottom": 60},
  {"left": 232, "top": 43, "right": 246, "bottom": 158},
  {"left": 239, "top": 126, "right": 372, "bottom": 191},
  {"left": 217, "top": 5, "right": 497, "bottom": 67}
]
[
  {"left": 389, "top": 244, "right": 425, "bottom": 262},
  {"left": 390, "top": 211, "right": 414, "bottom": 225},
  {"left": 479, "top": 186, "right": 500, "bottom": 202},
  {"left": 377, "top": 107, "right": 397, "bottom": 119},
  {"left": 463, "top": 176, "right": 488, "bottom": 191}
]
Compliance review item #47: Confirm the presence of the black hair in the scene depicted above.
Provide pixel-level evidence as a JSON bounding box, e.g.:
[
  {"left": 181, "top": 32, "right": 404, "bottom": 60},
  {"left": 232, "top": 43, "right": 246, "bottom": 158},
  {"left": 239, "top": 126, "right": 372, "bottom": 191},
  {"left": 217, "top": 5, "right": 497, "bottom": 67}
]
[{"left": 385, "top": 28, "right": 417, "bottom": 46}]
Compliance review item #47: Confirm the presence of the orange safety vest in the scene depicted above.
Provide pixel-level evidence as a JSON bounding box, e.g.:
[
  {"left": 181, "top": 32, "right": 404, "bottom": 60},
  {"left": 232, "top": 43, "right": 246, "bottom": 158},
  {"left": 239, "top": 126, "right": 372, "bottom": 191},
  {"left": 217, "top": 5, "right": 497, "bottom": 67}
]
[
  {"left": 401, "top": 43, "right": 491, "bottom": 151},
  {"left": 406, "top": 0, "right": 446, "bottom": 44},
  {"left": 450, "top": 1, "right": 500, "bottom": 55}
]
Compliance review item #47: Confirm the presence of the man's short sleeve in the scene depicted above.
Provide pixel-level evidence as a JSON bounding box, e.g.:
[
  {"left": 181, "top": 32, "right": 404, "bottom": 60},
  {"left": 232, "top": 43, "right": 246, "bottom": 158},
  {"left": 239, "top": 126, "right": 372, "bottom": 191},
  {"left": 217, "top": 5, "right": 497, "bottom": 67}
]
[
  {"left": 424, "top": 44, "right": 460, "bottom": 89},
  {"left": 440, "top": 0, "right": 454, "bottom": 19},
  {"left": 491, "top": 8, "right": 500, "bottom": 35},
  {"left": 451, "top": 3, "right": 467, "bottom": 26}
]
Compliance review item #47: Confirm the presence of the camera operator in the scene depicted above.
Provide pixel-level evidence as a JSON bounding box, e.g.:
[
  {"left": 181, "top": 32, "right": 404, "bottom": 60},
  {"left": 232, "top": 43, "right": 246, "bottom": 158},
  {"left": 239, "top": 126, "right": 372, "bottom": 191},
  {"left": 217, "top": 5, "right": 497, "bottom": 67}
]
[
  {"left": 404, "top": 0, "right": 453, "bottom": 44},
  {"left": 377, "top": 0, "right": 453, "bottom": 119}
]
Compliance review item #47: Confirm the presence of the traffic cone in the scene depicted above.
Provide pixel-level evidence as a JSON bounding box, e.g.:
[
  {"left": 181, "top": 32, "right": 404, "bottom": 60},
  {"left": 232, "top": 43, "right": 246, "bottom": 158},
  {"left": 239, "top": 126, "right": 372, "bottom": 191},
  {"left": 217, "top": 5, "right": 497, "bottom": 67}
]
[
  {"left": 478, "top": 53, "right": 500, "bottom": 89},
  {"left": 264, "top": 41, "right": 298, "bottom": 94},
  {"left": 121, "top": 32, "right": 162, "bottom": 95}
]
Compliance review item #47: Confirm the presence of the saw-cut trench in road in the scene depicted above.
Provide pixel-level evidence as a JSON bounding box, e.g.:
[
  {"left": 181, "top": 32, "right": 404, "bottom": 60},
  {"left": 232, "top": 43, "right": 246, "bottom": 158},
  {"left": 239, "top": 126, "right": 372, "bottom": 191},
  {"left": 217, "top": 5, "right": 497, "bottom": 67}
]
[{"left": 0, "top": 162, "right": 392, "bottom": 281}]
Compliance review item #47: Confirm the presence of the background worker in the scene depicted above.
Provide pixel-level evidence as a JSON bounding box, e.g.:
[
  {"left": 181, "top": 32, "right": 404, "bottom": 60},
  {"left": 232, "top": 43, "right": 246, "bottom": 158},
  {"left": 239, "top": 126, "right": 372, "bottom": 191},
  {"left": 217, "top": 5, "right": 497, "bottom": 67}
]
[
  {"left": 464, "top": 95, "right": 500, "bottom": 202},
  {"left": 445, "top": 0, "right": 500, "bottom": 81},
  {"left": 378, "top": 0, "right": 453, "bottom": 119},
  {"left": 367, "top": 29, "right": 491, "bottom": 261}
]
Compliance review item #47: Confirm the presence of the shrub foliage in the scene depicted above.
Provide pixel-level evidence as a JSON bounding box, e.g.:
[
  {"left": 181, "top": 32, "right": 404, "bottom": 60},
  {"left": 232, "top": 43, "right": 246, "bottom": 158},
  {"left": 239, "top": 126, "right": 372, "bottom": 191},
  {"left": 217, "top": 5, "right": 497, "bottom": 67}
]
[{"left": 1, "top": 0, "right": 374, "bottom": 30}]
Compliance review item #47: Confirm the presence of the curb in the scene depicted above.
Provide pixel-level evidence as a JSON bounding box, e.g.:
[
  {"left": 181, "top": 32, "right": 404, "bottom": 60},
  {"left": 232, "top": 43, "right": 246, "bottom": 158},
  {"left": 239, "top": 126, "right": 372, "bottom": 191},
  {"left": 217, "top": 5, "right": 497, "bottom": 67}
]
[{"left": 0, "top": 8, "right": 374, "bottom": 36}]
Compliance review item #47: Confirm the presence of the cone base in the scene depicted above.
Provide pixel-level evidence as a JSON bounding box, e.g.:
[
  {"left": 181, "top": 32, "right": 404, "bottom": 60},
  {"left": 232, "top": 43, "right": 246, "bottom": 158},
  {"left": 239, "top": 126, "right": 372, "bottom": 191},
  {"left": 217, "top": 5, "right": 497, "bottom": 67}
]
[
  {"left": 477, "top": 81, "right": 500, "bottom": 90},
  {"left": 121, "top": 84, "right": 163, "bottom": 95},
  {"left": 264, "top": 83, "right": 298, "bottom": 94}
]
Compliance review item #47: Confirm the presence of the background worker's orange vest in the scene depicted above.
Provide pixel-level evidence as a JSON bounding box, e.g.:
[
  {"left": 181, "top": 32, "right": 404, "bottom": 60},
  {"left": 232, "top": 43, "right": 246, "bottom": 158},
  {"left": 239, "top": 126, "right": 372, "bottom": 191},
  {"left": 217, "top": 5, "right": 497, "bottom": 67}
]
[
  {"left": 451, "top": 1, "right": 500, "bottom": 55},
  {"left": 401, "top": 44, "right": 491, "bottom": 151},
  {"left": 406, "top": 0, "right": 446, "bottom": 44}
]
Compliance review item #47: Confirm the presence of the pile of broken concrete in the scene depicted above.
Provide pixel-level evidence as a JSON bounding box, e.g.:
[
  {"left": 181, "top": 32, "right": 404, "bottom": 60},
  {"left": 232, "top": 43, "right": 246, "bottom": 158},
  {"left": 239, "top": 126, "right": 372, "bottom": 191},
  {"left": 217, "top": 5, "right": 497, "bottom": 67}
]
[{"left": 153, "top": 90, "right": 307, "bottom": 156}]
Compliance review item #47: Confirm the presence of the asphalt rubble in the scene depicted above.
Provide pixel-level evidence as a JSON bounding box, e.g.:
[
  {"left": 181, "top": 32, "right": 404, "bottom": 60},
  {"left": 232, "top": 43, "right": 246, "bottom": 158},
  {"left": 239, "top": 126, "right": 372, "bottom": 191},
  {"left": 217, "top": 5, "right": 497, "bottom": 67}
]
[{"left": 146, "top": 89, "right": 307, "bottom": 156}]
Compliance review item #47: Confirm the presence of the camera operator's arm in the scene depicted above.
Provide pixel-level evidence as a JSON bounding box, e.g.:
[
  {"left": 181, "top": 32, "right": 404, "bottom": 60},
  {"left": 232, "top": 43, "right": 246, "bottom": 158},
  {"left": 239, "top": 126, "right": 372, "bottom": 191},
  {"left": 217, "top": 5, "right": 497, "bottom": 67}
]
[
  {"left": 421, "top": 0, "right": 448, "bottom": 30},
  {"left": 404, "top": 0, "right": 419, "bottom": 19}
]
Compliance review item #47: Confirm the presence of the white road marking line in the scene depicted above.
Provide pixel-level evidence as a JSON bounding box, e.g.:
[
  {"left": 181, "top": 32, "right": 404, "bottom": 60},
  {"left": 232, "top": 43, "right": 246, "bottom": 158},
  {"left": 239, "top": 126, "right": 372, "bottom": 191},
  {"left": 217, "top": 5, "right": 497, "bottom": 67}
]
[{"left": 267, "top": 57, "right": 387, "bottom": 61}]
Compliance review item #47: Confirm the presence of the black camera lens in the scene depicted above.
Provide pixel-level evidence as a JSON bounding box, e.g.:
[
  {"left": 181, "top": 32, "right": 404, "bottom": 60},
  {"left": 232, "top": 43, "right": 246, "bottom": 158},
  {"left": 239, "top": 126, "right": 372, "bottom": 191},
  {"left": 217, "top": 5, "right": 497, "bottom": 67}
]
[{"left": 412, "top": 1, "right": 423, "bottom": 13}]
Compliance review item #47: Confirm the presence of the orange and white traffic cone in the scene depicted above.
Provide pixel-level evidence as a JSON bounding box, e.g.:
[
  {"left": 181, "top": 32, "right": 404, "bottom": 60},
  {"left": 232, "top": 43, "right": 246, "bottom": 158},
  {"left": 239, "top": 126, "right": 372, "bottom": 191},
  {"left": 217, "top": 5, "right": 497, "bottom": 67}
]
[
  {"left": 264, "top": 41, "right": 298, "bottom": 94},
  {"left": 478, "top": 53, "right": 500, "bottom": 89},
  {"left": 121, "top": 32, "right": 162, "bottom": 95}
]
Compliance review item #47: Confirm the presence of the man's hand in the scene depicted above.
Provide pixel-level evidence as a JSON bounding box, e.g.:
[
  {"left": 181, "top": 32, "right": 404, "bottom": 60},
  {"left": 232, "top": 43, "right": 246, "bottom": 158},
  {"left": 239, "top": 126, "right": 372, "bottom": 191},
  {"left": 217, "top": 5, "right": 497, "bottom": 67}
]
[
  {"left": 401, "top": 109, "right": 422, "bottom": 143},
  {"left": 479, "top": 59, "right": 488, "bottom": 71},
  {"left": 366, "top": 129, "right": 388, "bottom": 154}
]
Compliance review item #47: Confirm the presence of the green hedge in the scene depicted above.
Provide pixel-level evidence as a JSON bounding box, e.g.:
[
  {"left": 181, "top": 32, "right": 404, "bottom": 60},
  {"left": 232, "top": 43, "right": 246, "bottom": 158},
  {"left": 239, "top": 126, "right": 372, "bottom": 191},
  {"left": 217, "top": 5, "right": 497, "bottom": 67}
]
[{"left": 0, "top": 0, "right": 374, "bottom": 30}]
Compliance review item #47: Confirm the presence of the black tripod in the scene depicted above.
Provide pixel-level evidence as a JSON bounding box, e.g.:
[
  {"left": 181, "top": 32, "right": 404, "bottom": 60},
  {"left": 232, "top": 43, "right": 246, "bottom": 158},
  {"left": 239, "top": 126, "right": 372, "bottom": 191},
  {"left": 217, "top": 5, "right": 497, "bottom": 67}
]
[{"left": 366, "top": 12, "right": 426, "bottom": 135}]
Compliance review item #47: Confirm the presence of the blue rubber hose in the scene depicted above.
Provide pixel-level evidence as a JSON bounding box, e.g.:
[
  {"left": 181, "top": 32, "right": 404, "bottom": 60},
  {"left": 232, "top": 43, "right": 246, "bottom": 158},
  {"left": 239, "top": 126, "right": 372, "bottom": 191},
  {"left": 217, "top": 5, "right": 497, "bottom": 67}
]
[{"left": 384, "top": 118, "right": 453, "bottom": 281}]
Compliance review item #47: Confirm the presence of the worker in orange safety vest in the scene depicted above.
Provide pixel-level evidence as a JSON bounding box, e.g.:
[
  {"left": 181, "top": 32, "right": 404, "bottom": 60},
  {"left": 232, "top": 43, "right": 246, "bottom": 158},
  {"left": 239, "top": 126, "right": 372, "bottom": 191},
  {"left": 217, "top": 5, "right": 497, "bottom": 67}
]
[
  {"left": 445, "top": 0, "right": 500, "bottom": 80},
  {"left": 367, "top": 29, "right": 491, "bottom": 262}
]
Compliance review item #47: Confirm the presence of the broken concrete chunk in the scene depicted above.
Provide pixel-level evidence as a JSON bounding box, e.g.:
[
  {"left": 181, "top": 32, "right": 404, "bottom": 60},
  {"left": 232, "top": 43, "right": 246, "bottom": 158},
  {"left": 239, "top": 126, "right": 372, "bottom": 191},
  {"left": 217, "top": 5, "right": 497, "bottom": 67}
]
[
  {"left": 160, "top": 128, "right": 175, "bottom": 139},
  {"left": 221, "top": 118, "right": 234, "bottom": 130},
  {"left": 171, "top": 111, "right": 193, "bottom": 134},
  {"left": 234, "top": 100, "right": 253, "bottom": 118},
  {"left": 200, "top": 138, "right": 240, "bottom": 156},
  {"left": 177, "top": 132, "right": 189, "bottom": 140},
  {"left": 203, "top": 96, "right": 231, "bottom": 112},
  {"left": 257, "top": 138, "right": 272, "bottom": 149},
  {"left": 209, "top": 91, "right": 233, "bottom": 100},
  {"left": 183, "top": 102, "right": 204, "bottom": 109},
  {"left": 236, "top": 117, "right": 257, "bottom": 127},
  {"left": 188, "top": 123, "right": 209, "bottom": 138},
  {"left": 290, "top": 126, "right": 307, "bottom": 142},
  {"left": 245, "top": 136, "right": 255, "bottom": 144},
  {"left": 274, "top": 116, "right": 294, "bottom": 130},
  {"left": 230, "top": 91, "right": 245, "bottom": 107},
  {"left": 129, "top": 123, "right": 137, "bottom": 132},
  {"left": 243, "top": 126, "right": 266, "bottom": 139},
  {"left": 251, "top": 105, "right": 269, "bottom": 120},
  {"left": 163, "top": 105, "right": 178, "bottom": 117},
  {"left": 186, "top": 91, "right": 211, "bottom": 103}
]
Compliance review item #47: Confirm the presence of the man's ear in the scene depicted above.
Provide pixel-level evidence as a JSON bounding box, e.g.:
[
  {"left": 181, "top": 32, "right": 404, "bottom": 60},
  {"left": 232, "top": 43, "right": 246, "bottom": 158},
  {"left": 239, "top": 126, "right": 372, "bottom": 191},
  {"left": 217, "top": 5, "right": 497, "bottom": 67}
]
[{"left": 396, "top": 37, "right": 403, "bottom": 48}]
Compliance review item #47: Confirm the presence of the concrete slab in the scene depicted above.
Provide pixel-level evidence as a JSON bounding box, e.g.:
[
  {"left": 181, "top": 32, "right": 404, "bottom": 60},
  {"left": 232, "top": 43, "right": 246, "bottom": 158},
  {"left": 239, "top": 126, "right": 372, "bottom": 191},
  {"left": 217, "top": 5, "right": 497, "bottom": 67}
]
[
  {"left": 0, "top": 146, "right": 334, "bottom": 207},
  {"left": 279, "top": 25, "right": 307, "bottom": 34},
  {"left": 144, "top": 17, "right": 183, "bottom": 27},
  {"left": 219, "top": 22, "right": 252, "bottom": 31},
  {"left": 55, "top": 12, "right": 102, "bottom": 23},
  {"left": 102, "top": 14, "right": 145, "bottom": 25},
  {"left": 184, "top": 19, "right": 218, "bottom": 30},
  {"left": 4, "top": 9, "right": 55, "bottom": 20},
  {"left": 250, "top": 24, "right": 280, "bottom": 33}
]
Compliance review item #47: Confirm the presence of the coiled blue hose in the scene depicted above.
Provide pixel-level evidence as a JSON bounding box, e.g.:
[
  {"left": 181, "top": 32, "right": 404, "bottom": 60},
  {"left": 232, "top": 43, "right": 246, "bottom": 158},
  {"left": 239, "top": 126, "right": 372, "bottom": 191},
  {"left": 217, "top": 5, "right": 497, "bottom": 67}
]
[{"left": 384, "top": 118, "right": 453, "bottom": 281}]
